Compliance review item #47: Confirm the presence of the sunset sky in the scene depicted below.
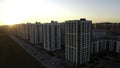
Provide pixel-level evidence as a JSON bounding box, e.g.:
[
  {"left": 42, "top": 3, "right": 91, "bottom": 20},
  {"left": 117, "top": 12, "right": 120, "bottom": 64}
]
[{"left": 0, "top": 0, "right": 120, "bottom": 25}]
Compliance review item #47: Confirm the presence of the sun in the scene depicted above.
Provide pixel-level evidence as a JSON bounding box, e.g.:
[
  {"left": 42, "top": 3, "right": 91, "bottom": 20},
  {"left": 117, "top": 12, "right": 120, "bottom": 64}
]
[
  {"left": 2, "top": 14, "right": 21, "bottom": 25},
  {"left": 2, "top": 20, "right": 17, "bottom": 25},
  {"left": 3, "top": 22, "right": 16, "bottom": 25}
]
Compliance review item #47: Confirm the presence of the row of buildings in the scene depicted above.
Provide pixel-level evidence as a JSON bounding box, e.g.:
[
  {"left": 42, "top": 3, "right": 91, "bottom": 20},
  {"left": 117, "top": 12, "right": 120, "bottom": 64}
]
[
  {"left": 12, "top": 21, "right": 62, "bottom": 51},
  {"left": 93, "top": 22, "right": 120, "bottom": 34},
  {"left": 9, "top": 18, "right": 120, "bottom": 65}
]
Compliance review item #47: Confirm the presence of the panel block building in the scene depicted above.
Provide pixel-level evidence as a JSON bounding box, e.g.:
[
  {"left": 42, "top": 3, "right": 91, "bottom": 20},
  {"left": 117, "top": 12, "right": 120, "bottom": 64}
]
[
  {"left": 42, "top": 21, "right": 61, "bottom": 51},
  {"left": 29, "top": 22, "right": 42, "bottom": 44},
  {"left": 65, "top": 18, "right": 92, "bottom": 65}
]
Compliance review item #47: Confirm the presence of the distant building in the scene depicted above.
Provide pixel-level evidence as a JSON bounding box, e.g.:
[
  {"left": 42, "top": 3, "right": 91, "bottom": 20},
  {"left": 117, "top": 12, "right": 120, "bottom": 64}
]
[
  {"left": 35, "top": 22, "right": 43, "bottom": 44},
  {"left": 91, "top": 35, "right": 120, "bottom": 55},
  {"left": 65, "top": 18, "right": 92, "bottom": 65},
  {"left": 21, "top": 24, "right": 29, "bottom": 40},
  {"left": 91, "top": 39, "right": 107, "bottom": 55},
  {"left": 92, "top": 29, "right": 107, "bottom": 39},
  {"left": 91, "top": 23, "right": 120, "bottom": 55},
  {"left": 42, "top": 21, "right": 61, "bottom": 51},
  {"left": 24, "top": 24, "right": 29, "bottom": 40},
  {"left": 91, "top": 29, "right": 107, "bottom": 55},
  {"left": 29, "top": 23, "right": 36, "bottom": 44},
  {"left": 60, "top": 23, "right": 65, "bottom": 47},
  {"left": 29, "top": 23, "right": 42, "bottom": 44},
  {"left": 94, "top": 22, "right": 120, "bottom": 34},
  {"left": 107, "top": 36, "right": 120, "bottom": 53}
]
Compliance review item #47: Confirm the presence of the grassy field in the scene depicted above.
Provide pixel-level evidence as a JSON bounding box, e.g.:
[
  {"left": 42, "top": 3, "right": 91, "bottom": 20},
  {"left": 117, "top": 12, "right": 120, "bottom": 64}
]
[{"left": 0, "top": 30, "right": 45, "bottom": 68}]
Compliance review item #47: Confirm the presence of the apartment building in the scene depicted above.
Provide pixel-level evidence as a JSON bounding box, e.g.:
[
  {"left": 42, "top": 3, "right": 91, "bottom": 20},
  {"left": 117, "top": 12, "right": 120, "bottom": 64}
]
[{"left": 65, "top": 18, "right": 92, "bottom": 65}]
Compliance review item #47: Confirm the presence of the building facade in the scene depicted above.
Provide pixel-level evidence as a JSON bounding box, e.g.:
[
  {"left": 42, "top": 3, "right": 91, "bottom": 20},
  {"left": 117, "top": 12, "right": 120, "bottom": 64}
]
[
  {"left": 42, "top": 21, "right": 61, "bottom": 51},
  {"left": 91, "top": 36, "right": 120, "bottom": 55},
  {"left": 29, "top": 23, "right": 42, "bottom": 44},
  {"left": 65, "top": 19, "right": 92, "bottom": 65}
]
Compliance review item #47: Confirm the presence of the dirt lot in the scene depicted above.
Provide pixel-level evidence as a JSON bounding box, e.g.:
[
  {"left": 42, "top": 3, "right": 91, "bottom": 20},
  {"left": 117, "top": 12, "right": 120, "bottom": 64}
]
[{"left": 0, "top": 29, "right": 45, "bottom": 68}]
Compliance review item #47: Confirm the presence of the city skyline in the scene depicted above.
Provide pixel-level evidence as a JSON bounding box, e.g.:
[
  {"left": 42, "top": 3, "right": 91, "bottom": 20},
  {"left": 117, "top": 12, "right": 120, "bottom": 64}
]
[
  {"left": 1, "top": 18, "right": 120, "bottom": 68},
  {"left": 0, "top": 0, "right": 120, "bottom": 25}
]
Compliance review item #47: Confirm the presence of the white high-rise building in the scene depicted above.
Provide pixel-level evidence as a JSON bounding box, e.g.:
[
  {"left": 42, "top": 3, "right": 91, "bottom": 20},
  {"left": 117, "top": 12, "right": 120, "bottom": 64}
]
[
  {"left": 29, "top": 23, "right": 42, "bottom": 44},
  {"left": 21, "top": 24, "right": 28, "bottom": 40},
  {"left": 34, "top": 22, "right": 43, "bottom": 44},
  {"left": 65, "top": 18, "right": 92, "bottom": 65},
  {"left": 42, "top": 21, "right": 61, "bottom": 51},
  {"left": 29, "top": 23, "right": 35, "bottom": 44},
  {"left": 24, "top": 24, "right": 29, "bottom": 40}
]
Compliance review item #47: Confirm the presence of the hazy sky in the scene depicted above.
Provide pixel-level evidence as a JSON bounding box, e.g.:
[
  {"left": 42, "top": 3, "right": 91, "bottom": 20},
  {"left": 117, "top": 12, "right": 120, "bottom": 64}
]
[{"left": 0, "top": 0, "right": 120, "bottom": 25}]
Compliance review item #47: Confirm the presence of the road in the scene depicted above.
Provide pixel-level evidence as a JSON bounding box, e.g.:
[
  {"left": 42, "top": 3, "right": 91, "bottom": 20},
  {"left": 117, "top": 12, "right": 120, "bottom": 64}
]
[{"left": 10, "top": 35, "right": 66, "bottom": 68}]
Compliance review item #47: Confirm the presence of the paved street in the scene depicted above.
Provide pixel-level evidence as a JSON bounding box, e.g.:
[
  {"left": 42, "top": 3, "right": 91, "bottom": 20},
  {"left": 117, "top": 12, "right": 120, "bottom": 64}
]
[{"left": 11, "top": 35, "right": 66, "bottom": 68}]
